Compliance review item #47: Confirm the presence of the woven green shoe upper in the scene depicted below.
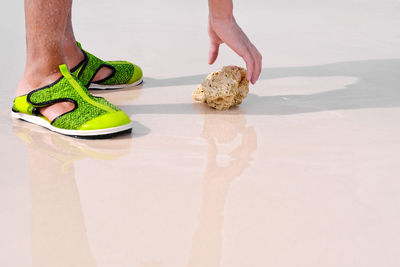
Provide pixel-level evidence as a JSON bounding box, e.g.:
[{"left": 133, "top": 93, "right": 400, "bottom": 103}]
[
  {"left": 72, "top": 42, "right": 143, "bottom": 87},
  {"left": 12, "top": 64, "right": 131, "bottom": 131}
]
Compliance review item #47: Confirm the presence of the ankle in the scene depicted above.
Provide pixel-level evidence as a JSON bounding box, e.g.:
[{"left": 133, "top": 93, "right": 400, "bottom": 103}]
[
  {"left": 17, "top": 65, "right": 62, "bottom": 96},
  {"left": 63, "top": 40, "right": 84, "bottom": 69}
]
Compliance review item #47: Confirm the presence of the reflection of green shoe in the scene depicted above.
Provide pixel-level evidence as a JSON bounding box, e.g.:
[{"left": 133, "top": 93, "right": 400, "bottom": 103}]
[
  {"left": 11, "top": 64, "right": 132, "bottom": 138},
  {"left": 13, "top": 120, "right": 132, "bottom": 162},
  {"left": 72, "top": 42, "right": 143, "bottom": 90}
]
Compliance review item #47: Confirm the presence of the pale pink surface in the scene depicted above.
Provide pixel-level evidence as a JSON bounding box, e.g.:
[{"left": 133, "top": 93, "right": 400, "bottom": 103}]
[{"left": 1, "top": 1, "right": 400, "bottom": 267}]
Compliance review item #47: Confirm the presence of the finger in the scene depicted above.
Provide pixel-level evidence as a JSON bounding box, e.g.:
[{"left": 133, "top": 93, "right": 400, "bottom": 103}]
[
  {"left": 243, "top": 51, "right": 255, "bottom": 84},
  {"left": 249, "top": 47, "right": 262, "bottom": 84},
  {"left": 208, "top": 42, "right": 220, "bottom": 65}
]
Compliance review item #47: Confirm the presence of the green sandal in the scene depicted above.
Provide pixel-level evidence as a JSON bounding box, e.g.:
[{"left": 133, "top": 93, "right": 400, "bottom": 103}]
[
  {"left": 72, "top": 42, "right": 143, "bottom": 90},
  {"left": 11, "top": 64, "right": 132, "bottom": 138}
]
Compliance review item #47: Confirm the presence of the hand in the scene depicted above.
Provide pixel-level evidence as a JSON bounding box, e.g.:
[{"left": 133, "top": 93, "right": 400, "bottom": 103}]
[{"left": 208, "top": 16, "right": 262, "bottom": 84}]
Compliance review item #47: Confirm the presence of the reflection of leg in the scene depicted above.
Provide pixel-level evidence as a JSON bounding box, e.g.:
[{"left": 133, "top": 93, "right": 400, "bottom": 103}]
[
  {"left": 30, "top": 150, "right": 96, "bottom": 267},
  {"left": 17, "top": 0, "right": 74, "bottom": 122}
]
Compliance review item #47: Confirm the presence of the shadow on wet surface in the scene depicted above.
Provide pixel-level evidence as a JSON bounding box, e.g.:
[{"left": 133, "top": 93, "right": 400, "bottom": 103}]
[{"left": 122, "top": 58, "right": 400, "bottom": 116}]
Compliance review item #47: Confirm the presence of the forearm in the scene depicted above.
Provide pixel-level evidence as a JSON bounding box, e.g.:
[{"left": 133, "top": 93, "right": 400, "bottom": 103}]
[
  {"left": 208, "top": 0, "right": 233, "bottom": 19},
  {"left": 207, "top": 0, "right": 262, "bottom": 83}
]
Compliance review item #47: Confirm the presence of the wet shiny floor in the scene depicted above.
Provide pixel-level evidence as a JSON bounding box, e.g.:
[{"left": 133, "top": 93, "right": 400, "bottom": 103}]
[{"left": 1, "top": 0, "right": 400, "bottom": 266}]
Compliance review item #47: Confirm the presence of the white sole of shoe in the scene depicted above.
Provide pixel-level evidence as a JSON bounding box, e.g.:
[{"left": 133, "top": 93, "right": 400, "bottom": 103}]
[
  {"left": 11, "top": 111, "right": 133, "bottom": 138},
  {"left": 88, "top": 78, "right": 143, "bottom": 90}
]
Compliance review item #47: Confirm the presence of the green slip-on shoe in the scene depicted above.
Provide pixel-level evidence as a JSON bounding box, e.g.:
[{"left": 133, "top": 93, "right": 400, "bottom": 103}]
[
  {"left": 11, "top": 64, "right": 132, "bottom": 138},
  {"left": 72, "top": 42, "right": 143, "bottom": 90}
]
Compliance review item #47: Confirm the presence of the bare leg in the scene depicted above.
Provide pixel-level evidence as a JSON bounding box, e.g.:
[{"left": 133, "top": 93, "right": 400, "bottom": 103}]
[
  {"left": 63, "top": 10, "right": 112, "bottom": 82},
  {"left": 17, "top": 0, "right": 74, "bottom": 121}
]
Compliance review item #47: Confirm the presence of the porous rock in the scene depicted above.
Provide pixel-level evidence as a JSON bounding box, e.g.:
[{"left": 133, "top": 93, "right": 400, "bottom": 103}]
[{"left": 193, "top": 66, "right": 249, "bottom": 110}]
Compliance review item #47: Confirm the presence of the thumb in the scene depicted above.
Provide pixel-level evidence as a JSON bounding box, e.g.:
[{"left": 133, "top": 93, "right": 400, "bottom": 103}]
[{"left": 208, "top": 42, "right": 220, "bottom": 65}]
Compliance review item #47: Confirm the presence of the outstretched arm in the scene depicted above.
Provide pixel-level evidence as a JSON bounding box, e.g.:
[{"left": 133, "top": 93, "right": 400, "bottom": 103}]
[{"left": 208, "top": 0, "right": 262, "bottom": 84}]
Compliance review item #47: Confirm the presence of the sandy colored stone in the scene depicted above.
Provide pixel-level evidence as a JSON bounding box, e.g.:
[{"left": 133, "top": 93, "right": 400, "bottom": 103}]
[{"left": 192, "top": 66, "right": 249, "bottom": 110}]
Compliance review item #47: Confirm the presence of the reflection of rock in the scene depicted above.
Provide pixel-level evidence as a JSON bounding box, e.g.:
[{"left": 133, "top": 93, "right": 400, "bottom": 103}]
[
  {"left": 188, "top": 114, "right": 257, "bottom": 267},
  {"left": 201, "top": 115, "right": 247, "bottom": 144},
  {"left": 202, "top": 114, "right": 257, "bottom": 183},
  {"left": 193, "top": 66, "right": 249, "bottom": 110}
]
